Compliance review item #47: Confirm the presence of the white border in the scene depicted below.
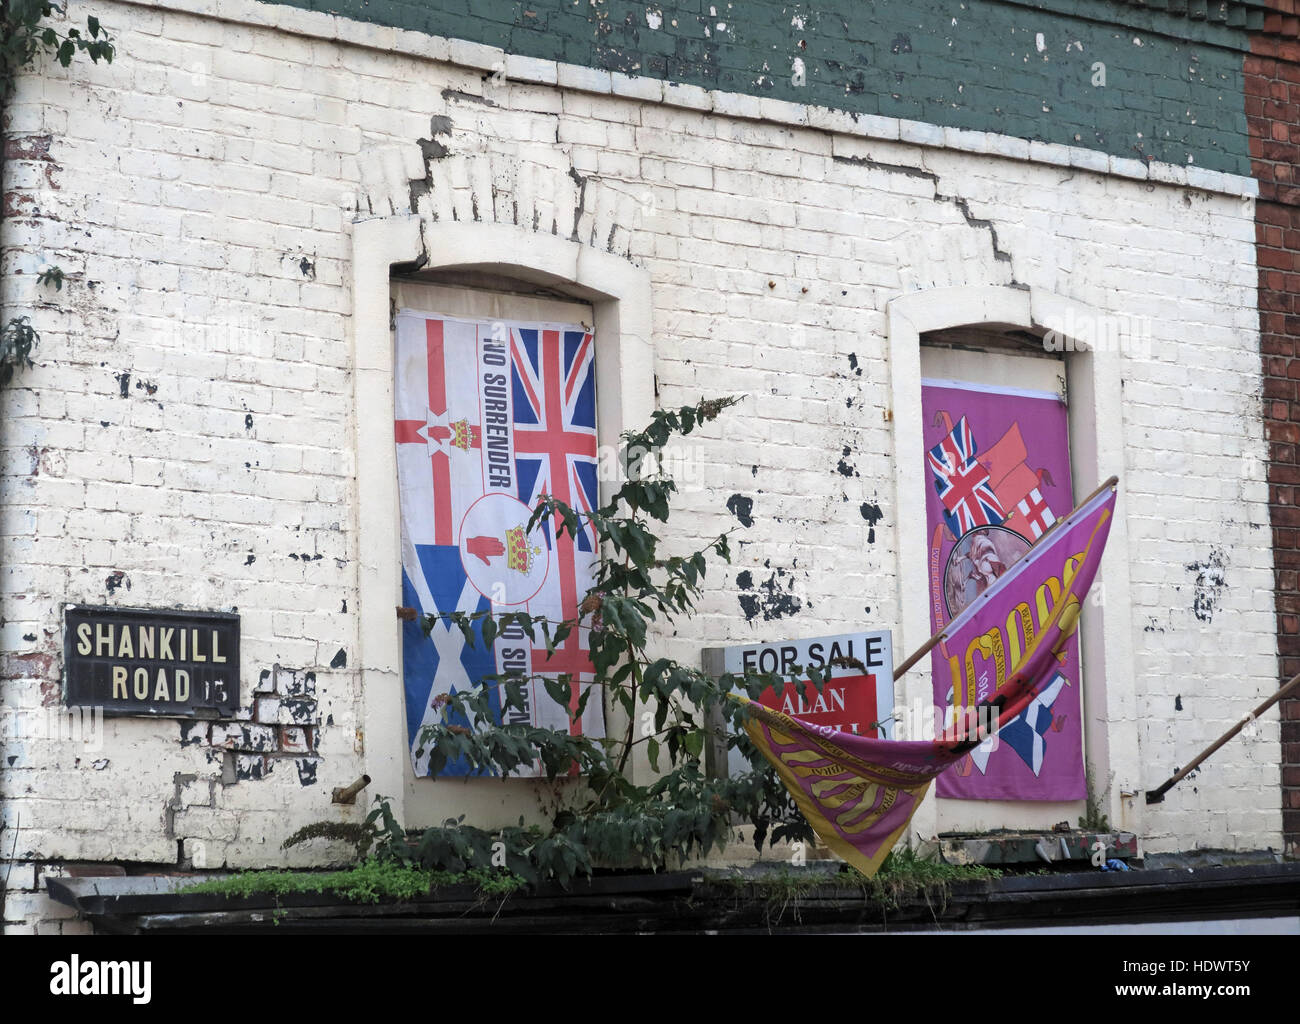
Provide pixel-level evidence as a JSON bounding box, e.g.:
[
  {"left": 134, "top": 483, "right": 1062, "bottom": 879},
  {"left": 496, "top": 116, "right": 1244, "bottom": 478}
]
[
  {"left": 396, "top": 308, "right": 593, "bottom": 334},
  {"left": 920, "top": 377, "right": 1064, "bottom": 403}
]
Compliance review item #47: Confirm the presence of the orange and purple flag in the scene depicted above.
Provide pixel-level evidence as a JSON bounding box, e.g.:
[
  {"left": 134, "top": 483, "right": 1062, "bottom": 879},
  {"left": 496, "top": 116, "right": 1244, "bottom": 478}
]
[{"left": 741, "top": 479, "right": 1117, "bottom": 876}]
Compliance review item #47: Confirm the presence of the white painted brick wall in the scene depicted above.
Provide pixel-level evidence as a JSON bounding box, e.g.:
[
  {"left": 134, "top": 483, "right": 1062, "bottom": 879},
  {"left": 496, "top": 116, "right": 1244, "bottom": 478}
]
[{"left": 0, "top": 0, "right": 1282, "bottom": 931}]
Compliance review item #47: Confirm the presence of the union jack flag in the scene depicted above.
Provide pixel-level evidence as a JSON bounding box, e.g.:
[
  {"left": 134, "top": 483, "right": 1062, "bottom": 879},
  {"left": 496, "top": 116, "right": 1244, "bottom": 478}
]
[
  {"left": 509, "top": 327, "right": 600, "bottom": 733},
  {"left": 926, "top": 416, "right": 1006, "bottom": 537},
  {"left": 511, "top": 328, "right": 600, "bottom": 556}
]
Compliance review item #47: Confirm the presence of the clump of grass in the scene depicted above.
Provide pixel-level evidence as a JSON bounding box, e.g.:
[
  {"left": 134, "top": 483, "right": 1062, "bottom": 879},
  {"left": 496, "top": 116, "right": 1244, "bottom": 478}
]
[
  {"left": 866, "top": 846, "right": 998, "bottom": 913},
  {"left": 180, "top": 858, "right": 524, "bottom": 905},
  {"left": 873, "top": 846, "right": 998, "bottom": 890},
  {"left": 713, "top": 846, "right": 999, "bottom": 928}
]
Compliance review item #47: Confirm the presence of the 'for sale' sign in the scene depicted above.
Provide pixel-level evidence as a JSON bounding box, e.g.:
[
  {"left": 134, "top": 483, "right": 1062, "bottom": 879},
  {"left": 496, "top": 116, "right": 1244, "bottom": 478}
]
[
  {"left": 721, "top": 631, "right": 895, "bottom": 740},
  {"left": 703, "top": 630, "right": 895, "bottom": 778}
]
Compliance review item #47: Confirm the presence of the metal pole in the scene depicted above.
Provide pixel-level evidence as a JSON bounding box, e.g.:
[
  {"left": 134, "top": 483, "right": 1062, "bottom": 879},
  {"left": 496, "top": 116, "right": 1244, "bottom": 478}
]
[
  {"left": 1146, "top": 670, "right": 1300, "bottom": 804},
  {"left": 332, "top": 774, "right": 372, "bottom": 805}
]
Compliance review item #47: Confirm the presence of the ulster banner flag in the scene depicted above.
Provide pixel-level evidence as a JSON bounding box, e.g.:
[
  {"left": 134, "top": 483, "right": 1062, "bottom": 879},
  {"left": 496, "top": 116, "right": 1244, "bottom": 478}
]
[
  {"left": 395, "top": 311, "right": 605, "bottom": 777},
  {"left": 743, "top": 479, "right": 1117, "bottom": 876}
]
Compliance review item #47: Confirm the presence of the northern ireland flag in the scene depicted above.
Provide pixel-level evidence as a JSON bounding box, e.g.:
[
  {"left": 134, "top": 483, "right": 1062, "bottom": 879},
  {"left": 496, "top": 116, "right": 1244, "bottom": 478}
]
[
  {"left": 395, "top": 311, "right": 605, "bottom": 777},
  {"left": 925, "top": 416, "right": 1006, "bottom": 538}
]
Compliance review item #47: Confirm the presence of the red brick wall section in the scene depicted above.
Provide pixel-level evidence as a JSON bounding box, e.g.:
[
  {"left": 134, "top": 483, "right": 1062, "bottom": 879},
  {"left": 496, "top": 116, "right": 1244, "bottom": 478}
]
[{"left": 1248, "top": 7, "right": 1300, "bottom": 858}]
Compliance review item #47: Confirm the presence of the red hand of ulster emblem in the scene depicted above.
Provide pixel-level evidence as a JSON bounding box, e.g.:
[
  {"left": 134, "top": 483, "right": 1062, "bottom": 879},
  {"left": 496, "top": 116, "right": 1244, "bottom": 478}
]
[{"left": 466, "top": 535, "right": 505, "bottom": 565}]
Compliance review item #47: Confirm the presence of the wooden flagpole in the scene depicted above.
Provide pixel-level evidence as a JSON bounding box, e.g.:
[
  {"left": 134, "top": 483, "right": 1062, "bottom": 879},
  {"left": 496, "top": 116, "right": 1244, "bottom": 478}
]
[
  {"left": 1145, "top": 670, "right": 1300, "bottom": 804},
  {"left": 892, "top": 474, "right": 1119, "bottom": 683}
]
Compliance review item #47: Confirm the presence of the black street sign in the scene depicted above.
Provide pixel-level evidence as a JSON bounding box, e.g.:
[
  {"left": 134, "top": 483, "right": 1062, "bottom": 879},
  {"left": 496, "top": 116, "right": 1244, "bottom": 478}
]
[{"left": 64, "top": 605, "right": 240, "bottom": 717}]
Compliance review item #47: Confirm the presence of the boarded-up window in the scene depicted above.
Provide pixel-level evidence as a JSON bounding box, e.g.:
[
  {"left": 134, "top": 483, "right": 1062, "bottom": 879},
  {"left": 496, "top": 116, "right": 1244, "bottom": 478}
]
[
  {"left": 919, "top": 335, "right": 1085, "bottom": 802},
  {"left": 391, "top": 282, "right": 604, "bottom": 778}
]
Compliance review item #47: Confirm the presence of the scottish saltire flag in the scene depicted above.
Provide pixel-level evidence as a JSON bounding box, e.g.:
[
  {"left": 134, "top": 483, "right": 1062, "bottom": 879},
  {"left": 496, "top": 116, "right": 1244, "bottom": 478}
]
[
  {"left": 966, "top": 669, "right": 1069, "bottom": 777},
  {"left": 999, "top": 672, "right": 1067, "bottom": 776},
  {"left": 744, "top": 481, "right": 1116, "bottom": 877},
  {"left": 394, "top": 311, "right": 605, "bottom": 777},
  {"left": 925, "top": 417, "right": 1006, "bottom": 537}
]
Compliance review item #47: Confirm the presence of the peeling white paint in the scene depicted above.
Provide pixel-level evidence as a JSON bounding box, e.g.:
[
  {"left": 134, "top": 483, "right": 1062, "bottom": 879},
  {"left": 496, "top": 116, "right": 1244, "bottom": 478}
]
[{"left": 645, "top": 7, "right": 661, "bottom": 30}]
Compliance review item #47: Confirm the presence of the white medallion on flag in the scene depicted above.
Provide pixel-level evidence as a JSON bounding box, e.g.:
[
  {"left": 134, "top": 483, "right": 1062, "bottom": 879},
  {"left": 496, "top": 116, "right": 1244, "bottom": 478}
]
[{"left": 459, "top": 493, "right": 549, "bottom": 605}]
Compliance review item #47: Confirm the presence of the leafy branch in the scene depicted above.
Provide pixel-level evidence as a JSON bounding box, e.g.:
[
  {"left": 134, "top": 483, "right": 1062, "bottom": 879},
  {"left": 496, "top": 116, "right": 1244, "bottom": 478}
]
[
  {"left": 36, "top": 264, "right": 63, "bottom": 290},
  {"left": 1, "top": 1, "right": 114, "bottom": 102},
  {"left": 0, "top": 317, "right": 37, "bottom": 385},
  {"left": 369, "top": 396, "right": 852, "bottom": 886},
  {"left": 2, "top": 1, "right": 115, "bottom": 386}
]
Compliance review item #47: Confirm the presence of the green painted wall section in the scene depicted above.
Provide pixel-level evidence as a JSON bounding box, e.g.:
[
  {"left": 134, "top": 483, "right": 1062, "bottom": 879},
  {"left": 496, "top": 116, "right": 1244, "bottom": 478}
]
[{"left": 265, "top": 0, "right": 1251, "bottom": 175}]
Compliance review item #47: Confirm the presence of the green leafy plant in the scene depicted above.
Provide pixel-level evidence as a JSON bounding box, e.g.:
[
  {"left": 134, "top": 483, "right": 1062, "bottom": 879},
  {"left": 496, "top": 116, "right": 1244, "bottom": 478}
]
[
  {"left": 1, "top": 1, "right": 114, "bottom": 102},
  {"left": 1, "top": 316, "right": 38, "bottom": 385},
  {"left": 0, "top": 267, "right": 64, "bottom": 384},
  {"left": 36, "top": 264, "right": 64, "bottom": 290},
  {"left": 388, "top": 397, "right": 842, "bottom": 886}
]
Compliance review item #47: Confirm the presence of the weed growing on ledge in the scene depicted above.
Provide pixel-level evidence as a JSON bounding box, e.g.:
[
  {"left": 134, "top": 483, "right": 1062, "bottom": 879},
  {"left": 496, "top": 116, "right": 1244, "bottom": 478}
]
[{"left": 180, "top": 858, "right": 525, "bottom": 905}]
